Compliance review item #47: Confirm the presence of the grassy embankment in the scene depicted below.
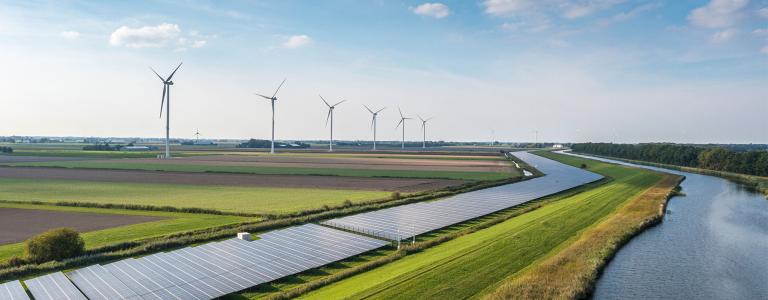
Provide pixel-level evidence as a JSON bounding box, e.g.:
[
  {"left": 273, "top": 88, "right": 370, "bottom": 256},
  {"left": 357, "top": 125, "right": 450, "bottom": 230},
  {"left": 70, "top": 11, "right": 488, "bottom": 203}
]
[
  {"left": 0, "top": 178, "right": 391, "bottom": 214},
  {"left": 0, "top": 202, "right": 251, "bottom": 263},
  {"left": 573, "top": 152, "right": 767, "bottom": 197},
  {"left": 2, "top": 160, "right": 513, "bottom": 181},
  {"left": 289, "top": 152, "right": 672, "bottom": 300}
]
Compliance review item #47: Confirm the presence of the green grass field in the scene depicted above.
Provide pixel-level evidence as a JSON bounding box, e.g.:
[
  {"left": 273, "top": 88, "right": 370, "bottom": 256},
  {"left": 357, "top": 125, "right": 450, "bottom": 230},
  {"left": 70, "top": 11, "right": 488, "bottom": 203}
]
[
  {"left": 298, "top": 152, "right": 664, "bottom": 300},
  {"left": 0, "top": 203, "right": 251, "bottom": 263},
  {"left": 0, "top": 178, "right": 391, "bottom": 214},
  {"left": 3, "top": 161, "right": 513, "bottom": 181}
]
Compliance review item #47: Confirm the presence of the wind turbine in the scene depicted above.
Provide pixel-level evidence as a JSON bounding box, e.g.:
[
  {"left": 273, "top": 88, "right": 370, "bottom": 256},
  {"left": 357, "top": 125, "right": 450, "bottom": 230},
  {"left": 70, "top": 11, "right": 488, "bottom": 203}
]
[
  {"left": 417, "top": 115, "right": 433, "bottom": 149},
  {"left": 254, "top": 78, "right": 287, "bottom": 154},
  {"left": 151, "top": 62, "right": 182, "bottom": 159},
  {"left": 396, "top": 107, "right": 412, "bottom": 150},
  {"left": 320, "top": 95, "right": 346, "bottom": 152},
  {"left": 364, "top": 105, "right": 385, "bottom": 151},
  {"left": 194, "top": 129, "right": 200, "bottom": 142}
]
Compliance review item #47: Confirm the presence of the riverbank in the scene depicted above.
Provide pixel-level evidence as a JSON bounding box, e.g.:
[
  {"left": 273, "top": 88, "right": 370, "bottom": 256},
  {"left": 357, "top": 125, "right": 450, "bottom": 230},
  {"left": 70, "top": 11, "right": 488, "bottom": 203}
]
[
  {"left": 572, "top": 152, "right": 767, "bottom": 198},
  {"left": 485, "top": 154, "right": 683, "bottom": 300}
]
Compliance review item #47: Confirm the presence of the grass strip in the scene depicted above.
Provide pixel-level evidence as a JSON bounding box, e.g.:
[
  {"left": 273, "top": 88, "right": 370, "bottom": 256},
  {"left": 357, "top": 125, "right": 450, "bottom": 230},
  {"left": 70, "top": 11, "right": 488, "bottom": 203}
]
[{"left": 485, "top": 174, "right": 683, "bottom": 300}]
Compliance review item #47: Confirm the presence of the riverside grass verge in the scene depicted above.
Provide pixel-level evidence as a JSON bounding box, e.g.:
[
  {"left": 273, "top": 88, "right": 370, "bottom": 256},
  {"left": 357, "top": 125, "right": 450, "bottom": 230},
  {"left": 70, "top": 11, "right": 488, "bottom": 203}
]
[
  {"left": 573, "top": 152, "right": 768, "bottom": 197},
  {"left": 286, "top": 152, "right": 665, "bottom": 300},
  {"left": 0, "top": 175, "right": 523, "bottom": 282},
  {"left": 485, "top": 173, "right": 683, "bottom": 300}
]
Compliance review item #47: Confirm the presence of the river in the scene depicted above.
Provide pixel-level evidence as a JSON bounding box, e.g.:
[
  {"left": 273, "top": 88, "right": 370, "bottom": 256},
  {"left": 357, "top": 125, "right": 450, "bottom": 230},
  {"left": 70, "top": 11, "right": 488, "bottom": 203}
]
[{"left": 563, "top": 152, "right": 768, "bottom": 300}]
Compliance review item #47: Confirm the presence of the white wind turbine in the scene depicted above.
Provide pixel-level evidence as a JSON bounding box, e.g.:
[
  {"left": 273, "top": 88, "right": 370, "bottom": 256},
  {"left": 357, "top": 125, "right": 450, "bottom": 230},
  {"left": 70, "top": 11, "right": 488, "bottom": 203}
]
[
  {"left": 254, "top": 78, "right": 287, "bottom": 154},
  {"left": 364, "top": 105, "right": 385, "bottom": 151},
  {"left": 396, "top": 107, "right": 412, "bottom": 150},
  {"left": 150, "top": 62, "right": 182, "bottom": 159},
  {"left": 320, "top": 95, "right": 346, "bottom": 152},
  {"left": 418, "top": 115, "right": 434, "bottom": 149}
]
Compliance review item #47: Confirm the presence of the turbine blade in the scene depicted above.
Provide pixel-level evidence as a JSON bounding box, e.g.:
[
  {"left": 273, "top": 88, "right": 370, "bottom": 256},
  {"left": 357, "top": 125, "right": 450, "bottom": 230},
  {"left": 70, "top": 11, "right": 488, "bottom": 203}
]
[
  {"left": 159, "top": 85, "right": 167, "bottom": 118},
  {"left": 396, "top": 118, "right": 403, "bottom": 128},
  {"left": 254, "top": 93, "right": 272, "bottom": 100},
  {"left": 418, "top": 115, "right": 424, "bottom": 122},
  {"left": 333, "top": 100, "right": 346, "bottom": 107},
  {"left": 166, "top": 62, "right": 183, "bottom": 81},
  {"left": 319, "top": 95, "right": 330, "bottom": 107},
  {"left": 376, "top": 107, "right": 386, "bottom": 114},
  {"left": 271, "top": 78, "right": 286, "bottom": 99},
  {"left": 363, "top": 104, "right": 374, "bottom": 114},
  {"left": 371, "top": 116, "right": 375, "bottom": 129},
  {"left": 398, "top": 107, "right": 404, "bottom": 119},
  {"left": 150, "top": 68, "right": 165, "bottom": 82},
  {"left": 325, "top": 109, "right": 332, "bottom": 126}
]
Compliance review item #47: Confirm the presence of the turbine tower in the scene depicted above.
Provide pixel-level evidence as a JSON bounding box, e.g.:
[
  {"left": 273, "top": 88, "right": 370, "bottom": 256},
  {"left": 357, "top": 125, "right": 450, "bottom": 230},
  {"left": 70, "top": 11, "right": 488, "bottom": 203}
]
[
  {"left": 195, "top": 129, "right": 200, "bottom": 142},
  {"left": 396, "top": 107, "right": 411, "bottom": 150},
  {"left": 151, "top": 62, "right": 182, "bottom": 159},
  {"left": 255, "top": 79, "right": 286, "bottom": 154},
  {"left": 320, "top": 95, "right": 346, "bottom": 152},
  {"left": 364, "top": 105, "right": 385, "bottom": 151},
  {"left": 418, "top": 115, "right": 433, "bottom": 149}
]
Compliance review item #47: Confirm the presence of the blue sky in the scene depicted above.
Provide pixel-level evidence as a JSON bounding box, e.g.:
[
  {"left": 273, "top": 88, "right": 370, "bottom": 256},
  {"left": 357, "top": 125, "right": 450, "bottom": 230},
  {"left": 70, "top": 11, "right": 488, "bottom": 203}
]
[{"left": 0, "top": 0, "right": 766, "bottom": 143}]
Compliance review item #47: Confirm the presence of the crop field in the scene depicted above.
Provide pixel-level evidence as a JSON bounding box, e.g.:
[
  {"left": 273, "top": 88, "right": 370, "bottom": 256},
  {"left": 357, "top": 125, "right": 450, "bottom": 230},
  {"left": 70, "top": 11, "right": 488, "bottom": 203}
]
[
  {"left": 0, "top": 203, "right": 251, "bottom": 263},
  {"left": 0, "top": 178, "right": 392, "bottom": 214},
  {"left": 296, "top": 152, "right": 665, "bottom": 299}
]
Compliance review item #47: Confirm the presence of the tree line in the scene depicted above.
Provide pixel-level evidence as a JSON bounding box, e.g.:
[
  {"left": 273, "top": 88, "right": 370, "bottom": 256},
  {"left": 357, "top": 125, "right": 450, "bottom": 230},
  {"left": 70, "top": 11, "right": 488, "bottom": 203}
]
[{"left": 572, "top": 143, "right": 768, "bottom": 177}]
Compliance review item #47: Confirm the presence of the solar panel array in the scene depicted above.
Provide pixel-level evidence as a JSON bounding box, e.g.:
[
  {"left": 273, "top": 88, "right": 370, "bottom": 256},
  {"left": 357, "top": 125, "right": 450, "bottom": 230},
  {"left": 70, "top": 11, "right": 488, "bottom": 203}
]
[
  {"left": 21, "top": 224, "right": 387, "bottom": 300},
  {"left": 0, "top": 280, "right": 29, "bottom": 300},
  {"left": 322, "top": 151, "right": 603, "bottom": 240},
  {"left": 25, "top": 272, "right": 87, "bottom": 300}
]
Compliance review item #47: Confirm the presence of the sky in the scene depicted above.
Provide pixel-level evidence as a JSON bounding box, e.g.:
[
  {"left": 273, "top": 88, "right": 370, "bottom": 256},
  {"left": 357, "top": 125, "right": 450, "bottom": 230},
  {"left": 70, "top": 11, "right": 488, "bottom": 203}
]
[{"left": 0, "top": 0, "right": 766, "bottom": 144}]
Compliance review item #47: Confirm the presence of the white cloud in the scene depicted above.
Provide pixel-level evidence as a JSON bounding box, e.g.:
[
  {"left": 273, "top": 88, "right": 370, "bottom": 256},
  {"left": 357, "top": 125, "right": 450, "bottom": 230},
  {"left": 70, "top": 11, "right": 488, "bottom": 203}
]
[
  {"left": 600, "top": 2, "right": 663, "bottom": 26},
  {"left": 59, "top": 31, "right": 80, "bottom": 40},
  {"left": 191, "top": 40, "right": 207, "bottom": 48},
  {"left": 109, "top": 23, "right": 181, "bottom": 48},
  {"left": 753, "top": 28, "right": 768, "bottom": 37},
  {"left": 283, "top": 35, "right": 312, "bottom": 48},
  {"left": 688, "top": 0, "right": 749, "bottom": 28},
  {"left": 710, "top": 28, "right": 738, "bottom": 43},
  {"left": 483, "top": 0, "right": 534, "bottom": 16},
  {"left": 758, "top": 7, "right": 768, "bottom": 18},
  {"left": 412, "top": 3, "right": 451, "bottom": 18}
]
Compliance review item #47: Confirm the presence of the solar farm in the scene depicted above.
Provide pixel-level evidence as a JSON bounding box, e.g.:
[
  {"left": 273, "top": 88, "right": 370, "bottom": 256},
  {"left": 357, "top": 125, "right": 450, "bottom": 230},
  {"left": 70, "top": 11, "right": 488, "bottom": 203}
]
[{"left": 0, "top": 151, "right": 614, "bottom": 300}]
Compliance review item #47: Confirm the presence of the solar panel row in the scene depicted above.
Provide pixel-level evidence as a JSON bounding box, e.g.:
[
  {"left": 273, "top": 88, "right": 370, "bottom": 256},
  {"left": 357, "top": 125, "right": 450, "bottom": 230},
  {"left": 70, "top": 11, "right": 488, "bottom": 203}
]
[
  {"left": 0, "top": 280, "right": 29, "bottom": 300},
  {"left": 322, "top": 151, "right": 604, "bottom": 240},
  {"left": 25, "top": 272, "right": 87, "bottom": 300},
  {"left": 22, "top": 224, "right": 388, "bottom": 300}
]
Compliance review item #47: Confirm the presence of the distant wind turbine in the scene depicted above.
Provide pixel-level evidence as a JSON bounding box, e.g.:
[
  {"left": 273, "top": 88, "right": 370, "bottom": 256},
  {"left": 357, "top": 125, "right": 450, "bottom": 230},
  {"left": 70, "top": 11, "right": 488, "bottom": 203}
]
[
  {"left": 396, "top": 107, "right": 412, "bottom": 150},
  {"left": 150, "top": 62, "right": 183, "bottom": 159},
  {"left": 194, "top": 129, "right": 200, "bottom": 141},
  {"left": 418, "top": 115, "right": 433, "bottom": 149},
  {"left": 320, "top": 95, "right": 346, "bottom": 152},
  {"left": 254, "top": 78, "right": 286, "bottom": 154},
  {"left": 364, "top": 105, "right": 385, "bottom": 151}
]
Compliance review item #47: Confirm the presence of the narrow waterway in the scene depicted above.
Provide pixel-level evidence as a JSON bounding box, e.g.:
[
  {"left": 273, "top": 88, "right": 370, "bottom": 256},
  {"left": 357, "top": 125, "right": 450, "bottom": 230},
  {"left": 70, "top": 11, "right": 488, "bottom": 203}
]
[{"left": 565, "top": 152, "right": 768, "bottom": 299}]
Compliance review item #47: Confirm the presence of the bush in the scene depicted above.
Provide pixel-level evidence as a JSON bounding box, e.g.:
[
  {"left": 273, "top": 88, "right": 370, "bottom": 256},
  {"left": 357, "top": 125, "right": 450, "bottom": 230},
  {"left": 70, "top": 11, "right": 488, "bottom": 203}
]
[
  {"left": 6, "top": 256, "right": 25, "bottom": 267},
  {"left": 391, "top": 192, "right": 401, "bottom": 200},
  {"left": 0, "top": 146, "right": 12, "bottom": 153},
  {"left": 25, "top": 228, "right": 85, "bottom": 263},
  {"left": 580, "top": 163, "right": 587, "bottom": 169}
]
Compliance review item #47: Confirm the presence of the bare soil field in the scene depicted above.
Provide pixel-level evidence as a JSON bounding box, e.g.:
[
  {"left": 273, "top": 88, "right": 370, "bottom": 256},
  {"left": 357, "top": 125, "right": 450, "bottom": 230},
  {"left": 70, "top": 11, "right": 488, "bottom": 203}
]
[
  {"left": 118, "top": 155, "right": 513, "bottom": 173},
  {"left": 0, "top": 207, "right": 164, "bottom": 245},
  {"left": 0, "top": 167, "right": 464, "bottom": 192}
]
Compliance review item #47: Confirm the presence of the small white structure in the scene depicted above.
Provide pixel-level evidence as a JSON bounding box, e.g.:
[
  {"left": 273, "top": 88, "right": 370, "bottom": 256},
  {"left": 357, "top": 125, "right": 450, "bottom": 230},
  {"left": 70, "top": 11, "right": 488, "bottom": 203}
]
[
  {"left": 552, "top": 144, "right": 564, "bottom": 149},
  {"left": 237, "top": 232, "right": 252, "bottom": 241}
]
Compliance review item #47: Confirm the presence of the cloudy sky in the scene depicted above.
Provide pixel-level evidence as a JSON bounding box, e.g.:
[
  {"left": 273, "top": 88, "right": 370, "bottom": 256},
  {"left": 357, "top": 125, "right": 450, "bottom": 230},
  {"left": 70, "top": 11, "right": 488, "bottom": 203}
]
[{"left": 0, "top": 0, "right": 766, "bottom": 143}]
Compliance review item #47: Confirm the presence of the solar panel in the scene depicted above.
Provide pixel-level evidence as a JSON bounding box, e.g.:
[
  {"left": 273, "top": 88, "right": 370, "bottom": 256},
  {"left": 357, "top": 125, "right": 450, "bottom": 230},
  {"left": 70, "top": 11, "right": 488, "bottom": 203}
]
[
  {"left": 322, "top": 151, "right": 604, "bottom": 240},
  {"left": 66, "top": 265, "right": 139, "bottom": 300},
  {"left": 0, "top": 280, "right": 29, "bottom": 300},
  {"left": 24, "top": 271, "right": 87, "bottom": 300}
]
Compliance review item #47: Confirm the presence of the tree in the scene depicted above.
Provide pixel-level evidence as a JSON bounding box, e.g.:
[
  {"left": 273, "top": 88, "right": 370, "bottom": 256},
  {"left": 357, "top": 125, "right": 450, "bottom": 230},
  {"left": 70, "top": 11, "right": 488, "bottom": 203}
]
[{"left": 25, "top": 228, "right": 85, "bottom": 263}]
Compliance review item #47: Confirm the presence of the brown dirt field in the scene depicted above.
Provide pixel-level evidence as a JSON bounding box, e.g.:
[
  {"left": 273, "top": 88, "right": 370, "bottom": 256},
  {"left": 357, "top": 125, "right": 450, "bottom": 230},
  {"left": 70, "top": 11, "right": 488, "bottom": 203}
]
[
  {"left": 0, "top": 155, "right": 94, "bottom": 163},
  {"left": 117, "top": 155, "right": 514, "bottom": 173},
  {"left": 0, "top": 167, "right": 465, "bottom": 192},
  {"left": 0, "top": 208, "right": 165, "bottom": 245}
]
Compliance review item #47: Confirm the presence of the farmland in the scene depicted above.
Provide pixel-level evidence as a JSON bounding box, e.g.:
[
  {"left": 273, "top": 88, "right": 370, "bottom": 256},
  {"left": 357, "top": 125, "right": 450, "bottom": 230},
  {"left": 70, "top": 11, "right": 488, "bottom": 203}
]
[
  {"left": 0, "top": 202, "right": 250, "bottom": 263},
  {"left": 290, "top": 152, "right": 669, "bottom": 300}
]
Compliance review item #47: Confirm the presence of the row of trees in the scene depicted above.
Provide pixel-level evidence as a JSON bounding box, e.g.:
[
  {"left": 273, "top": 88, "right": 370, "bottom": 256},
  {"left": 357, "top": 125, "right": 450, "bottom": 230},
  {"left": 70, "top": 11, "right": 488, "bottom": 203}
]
[
  {"left": 0, "top": 146, "right": 12, "bottom": 153},
  {"left": 237, "top": 139, "right": 310, "bottom": 149},
  {"left": 572, "top": 143, "right": 768, "bottom": 177}
]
